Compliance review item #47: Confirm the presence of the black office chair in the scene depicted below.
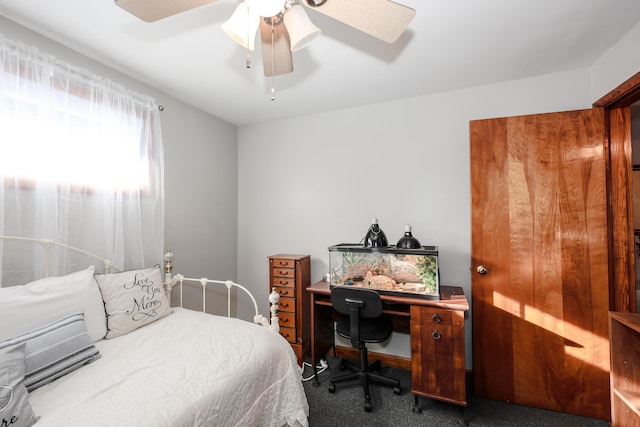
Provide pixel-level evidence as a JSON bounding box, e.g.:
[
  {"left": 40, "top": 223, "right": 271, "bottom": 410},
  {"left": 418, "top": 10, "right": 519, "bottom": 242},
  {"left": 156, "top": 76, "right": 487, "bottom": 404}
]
[{"left": 329, "top": 286, "right": 401, "bottom": 412}]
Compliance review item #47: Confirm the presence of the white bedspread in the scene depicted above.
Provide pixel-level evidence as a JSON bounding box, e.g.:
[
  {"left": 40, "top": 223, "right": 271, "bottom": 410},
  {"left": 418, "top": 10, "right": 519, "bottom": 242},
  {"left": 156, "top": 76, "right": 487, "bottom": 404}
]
[{"left": 29, "top": 308, "right": 309, "bottom": 427}]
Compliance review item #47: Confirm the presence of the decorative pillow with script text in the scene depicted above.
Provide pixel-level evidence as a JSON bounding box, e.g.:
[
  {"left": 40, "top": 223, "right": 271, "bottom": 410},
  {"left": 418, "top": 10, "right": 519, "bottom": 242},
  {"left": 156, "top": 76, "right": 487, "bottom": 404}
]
[
  {"left": 95, "top": 266, "right": 172, "bottom": 339},
  {"left": 0, "top": 343, "right": 38, "bottom": 427}
]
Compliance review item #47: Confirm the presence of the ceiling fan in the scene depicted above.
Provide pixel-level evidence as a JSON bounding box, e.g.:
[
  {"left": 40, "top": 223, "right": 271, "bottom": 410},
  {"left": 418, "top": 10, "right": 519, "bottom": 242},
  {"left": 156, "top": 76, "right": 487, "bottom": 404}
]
[{"left": 115, "top": 0, "right": 415, "bottom": 83}]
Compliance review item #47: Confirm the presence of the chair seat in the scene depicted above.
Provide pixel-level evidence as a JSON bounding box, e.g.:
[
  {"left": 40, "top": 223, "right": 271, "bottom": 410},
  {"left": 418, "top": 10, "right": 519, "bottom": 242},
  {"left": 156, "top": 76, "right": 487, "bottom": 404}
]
[{"left": 336, "top": 315, "right": 393, "bottom": 343}]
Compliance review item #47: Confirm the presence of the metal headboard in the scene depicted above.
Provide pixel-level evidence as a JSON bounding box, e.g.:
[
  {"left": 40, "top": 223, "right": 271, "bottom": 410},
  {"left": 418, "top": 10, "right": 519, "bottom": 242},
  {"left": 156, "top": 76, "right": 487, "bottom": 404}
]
[
  {"left": 163, "top": 250, "right": 280, "bottom": 331},
  {"left": 0, "top": 237, "right": 280, "bottom": 331},
  {"left": 0, "top": 235, "right": 122, "bottom": 277}
]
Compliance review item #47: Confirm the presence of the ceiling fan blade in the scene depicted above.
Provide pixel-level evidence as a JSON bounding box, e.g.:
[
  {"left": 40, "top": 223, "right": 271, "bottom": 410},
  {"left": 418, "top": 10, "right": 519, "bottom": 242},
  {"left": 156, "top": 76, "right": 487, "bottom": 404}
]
[
  {"left": 304, "top": 0, "right": 415, "bottom": 44},
  {"left": 260, "top": 17, "right": 294, "bottom": 77},
  {"left": 114, "top": 0, "right": 219, "bottom": 22}
]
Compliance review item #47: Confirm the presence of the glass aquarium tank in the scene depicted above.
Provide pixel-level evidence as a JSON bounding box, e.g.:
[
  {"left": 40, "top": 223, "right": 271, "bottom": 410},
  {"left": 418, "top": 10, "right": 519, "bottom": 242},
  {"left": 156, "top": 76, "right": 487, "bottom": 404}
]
[{"left": 328, "top": 244, "right": 439, "bottom": 300}]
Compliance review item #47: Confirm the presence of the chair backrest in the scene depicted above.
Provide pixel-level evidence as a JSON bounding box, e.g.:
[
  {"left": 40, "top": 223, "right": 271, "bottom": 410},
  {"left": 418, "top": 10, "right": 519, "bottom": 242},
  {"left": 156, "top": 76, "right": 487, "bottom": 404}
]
[
  {"left": 331, "top": 286, "right": 384, "bottom": 347},
  {"left": 331, "top": 286, "right": 383, "bottom": 318}
]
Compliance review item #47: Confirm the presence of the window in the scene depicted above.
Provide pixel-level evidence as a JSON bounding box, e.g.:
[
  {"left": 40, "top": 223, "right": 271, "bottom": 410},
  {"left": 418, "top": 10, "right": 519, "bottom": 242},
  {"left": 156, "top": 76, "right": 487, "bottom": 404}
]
[
  {"left": 0, "top": 34, "right": 165, "bottom": 286},
  {"left": 0, "top": 75, "right": 151, "bottom": 190}
]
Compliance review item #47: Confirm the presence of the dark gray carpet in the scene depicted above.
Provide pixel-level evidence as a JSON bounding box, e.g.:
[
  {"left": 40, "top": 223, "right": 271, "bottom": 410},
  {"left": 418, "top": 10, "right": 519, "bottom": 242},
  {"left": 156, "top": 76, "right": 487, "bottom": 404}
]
[{"left": 302, "top": 356, "right": 609, "bottom": 427}]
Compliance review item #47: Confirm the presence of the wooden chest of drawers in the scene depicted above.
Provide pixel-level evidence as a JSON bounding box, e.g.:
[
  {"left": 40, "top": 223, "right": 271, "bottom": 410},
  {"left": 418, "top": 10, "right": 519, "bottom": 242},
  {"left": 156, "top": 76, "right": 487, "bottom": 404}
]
[{"left": 268, "top": 254, "right": 311, "bottom": 366}]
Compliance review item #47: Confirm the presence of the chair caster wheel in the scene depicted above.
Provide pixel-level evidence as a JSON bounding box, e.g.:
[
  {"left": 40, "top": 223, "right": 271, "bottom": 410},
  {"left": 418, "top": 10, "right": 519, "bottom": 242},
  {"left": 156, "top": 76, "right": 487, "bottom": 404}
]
[
  {"left": 412, "top": 406, "right": 422, "bottom": 413},
  {"left": 393, "top": 387, "right": 401, "bottom": 395},
  {"left": 328, "top": 383, "right": 336, "bottom": 393},
  {"left": 364, "top": 401, "right": 372, "bottom": 412}
]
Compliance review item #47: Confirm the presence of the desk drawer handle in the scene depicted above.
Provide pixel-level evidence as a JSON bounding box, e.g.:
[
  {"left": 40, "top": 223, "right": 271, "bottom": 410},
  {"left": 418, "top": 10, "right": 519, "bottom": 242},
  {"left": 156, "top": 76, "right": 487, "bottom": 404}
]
[
  {"left": 279, "top": 290, "right": 290, "bottom": 296},
  {"left": 432, "top": 330, "right": 441, "bottom": 340},
  {"left": 281, "top": 317, "right": 289, "bottom": 323},
  {"left": 432, "top": 313, "right": 441, "bottom": 324}
]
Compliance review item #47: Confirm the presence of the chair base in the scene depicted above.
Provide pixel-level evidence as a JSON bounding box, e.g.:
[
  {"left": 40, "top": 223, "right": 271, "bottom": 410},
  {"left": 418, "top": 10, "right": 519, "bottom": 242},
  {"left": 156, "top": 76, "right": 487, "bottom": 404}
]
[{"left": 328, "top": 356, "right": 401, "bottom": 412}]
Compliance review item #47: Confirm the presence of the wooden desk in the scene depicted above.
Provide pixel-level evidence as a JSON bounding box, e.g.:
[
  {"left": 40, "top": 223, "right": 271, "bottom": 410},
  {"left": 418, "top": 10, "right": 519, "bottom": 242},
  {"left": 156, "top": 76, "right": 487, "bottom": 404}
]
[{"left": 307, "top": 281, "right": 469, "bottom": 408}]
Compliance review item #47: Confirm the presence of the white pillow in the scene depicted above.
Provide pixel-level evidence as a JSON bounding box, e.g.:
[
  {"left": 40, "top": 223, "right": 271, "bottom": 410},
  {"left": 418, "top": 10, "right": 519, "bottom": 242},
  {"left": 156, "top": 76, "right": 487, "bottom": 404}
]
[
  {"left": 0, "top": 312, "right": 101, "bottom": 392},
  {"left": 95, "top": 266, "right": 172, "bottom": 339},
  {"left": 0, "top": 266, "right": 107, "bottom": 342}
]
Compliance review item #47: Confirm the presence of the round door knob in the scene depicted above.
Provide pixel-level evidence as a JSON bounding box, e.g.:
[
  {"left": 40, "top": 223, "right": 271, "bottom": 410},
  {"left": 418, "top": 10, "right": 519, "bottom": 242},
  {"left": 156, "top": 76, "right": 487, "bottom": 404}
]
[{"left": 476, "top": 265, "right": 488, "bottom": 275}]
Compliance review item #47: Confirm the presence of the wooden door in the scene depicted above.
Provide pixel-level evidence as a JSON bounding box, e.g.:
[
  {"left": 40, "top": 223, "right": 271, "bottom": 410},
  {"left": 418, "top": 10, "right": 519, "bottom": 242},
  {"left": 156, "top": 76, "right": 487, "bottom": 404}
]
[{"left": 470, "top": 109, "right": 611, "bottom": 420}]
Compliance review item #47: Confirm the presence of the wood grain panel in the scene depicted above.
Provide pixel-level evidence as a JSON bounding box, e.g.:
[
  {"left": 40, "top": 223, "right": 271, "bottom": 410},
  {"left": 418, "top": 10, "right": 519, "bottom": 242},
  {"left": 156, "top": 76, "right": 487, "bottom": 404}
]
[
  {"left": 471, "top": 117, "right": 515, "bottom": 402},
  {"left": 608, "top": 107, "right": 636, "bottom": 313},
  {"left": 410, "top": 305, "right": 467, "bottom": 405},
  {"left": 471, "top": 109, "right": 610, "bottom": 420}
]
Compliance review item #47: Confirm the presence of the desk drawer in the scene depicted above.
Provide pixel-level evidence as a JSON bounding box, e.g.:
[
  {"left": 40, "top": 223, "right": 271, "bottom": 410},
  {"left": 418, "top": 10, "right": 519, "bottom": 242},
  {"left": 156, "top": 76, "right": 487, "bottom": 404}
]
[
  {"left": 272, "top": 267, "right": 295, "bottom": 279},
  {"left": 275, "top": 286, "right": 296, "bottom": 298},
  {"left": 272, "top": 277, "right": 295, "bottom": 287},
  {"left": 278, "top": 296, "right": 296, "bottom": 313},
  {"left": 279, "top": 312, "right": 296, "bottom": 328},
  {"left": 279, "top": 326, "right": 297, "bottom": 344},
  {"left": 421, "top": 307, "right": 452, "bottom": 326}
]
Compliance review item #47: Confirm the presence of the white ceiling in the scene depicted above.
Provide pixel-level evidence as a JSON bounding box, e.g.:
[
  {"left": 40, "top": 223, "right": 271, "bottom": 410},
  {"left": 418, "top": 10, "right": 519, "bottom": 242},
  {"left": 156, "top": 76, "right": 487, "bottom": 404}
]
[{"left": 1, "top": 0, "right": 640, "bottom": 126}]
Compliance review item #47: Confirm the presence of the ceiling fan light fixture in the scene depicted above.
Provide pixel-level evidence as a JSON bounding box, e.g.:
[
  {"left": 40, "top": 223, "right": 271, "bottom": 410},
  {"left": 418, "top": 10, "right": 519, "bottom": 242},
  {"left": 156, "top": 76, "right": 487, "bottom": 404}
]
[
  {"left": 283, "top": 3, "right": 321, "bottom": 51},
  {"left": 221, "top": 2, "right": 260, "bottom": 50},
  {"left": 246, "top": 0, "right": 286, "bottom": 18}
]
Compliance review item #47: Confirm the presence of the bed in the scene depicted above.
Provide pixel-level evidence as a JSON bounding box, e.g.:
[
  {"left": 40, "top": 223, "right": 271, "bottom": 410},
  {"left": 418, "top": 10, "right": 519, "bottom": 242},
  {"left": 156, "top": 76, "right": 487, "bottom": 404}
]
[{"left": 0, "top": 237, "right": 309, "bottom": 427}]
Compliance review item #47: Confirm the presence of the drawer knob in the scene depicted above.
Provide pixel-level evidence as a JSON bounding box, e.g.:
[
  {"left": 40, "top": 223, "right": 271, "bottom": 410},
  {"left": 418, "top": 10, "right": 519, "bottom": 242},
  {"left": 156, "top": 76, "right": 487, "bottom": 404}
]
[
  {"left": 432, "top": 313, "right": 442, "bottom": 324},
  {"left": 432, "top": 330, "right": 441, "bottom": 340}
]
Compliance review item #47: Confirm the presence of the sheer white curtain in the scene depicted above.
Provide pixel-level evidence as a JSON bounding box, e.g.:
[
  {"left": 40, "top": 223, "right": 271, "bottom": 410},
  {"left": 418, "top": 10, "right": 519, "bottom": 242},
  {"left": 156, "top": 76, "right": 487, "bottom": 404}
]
[{"left": 0, "top": 34, "right": 165, "bottom": 286}]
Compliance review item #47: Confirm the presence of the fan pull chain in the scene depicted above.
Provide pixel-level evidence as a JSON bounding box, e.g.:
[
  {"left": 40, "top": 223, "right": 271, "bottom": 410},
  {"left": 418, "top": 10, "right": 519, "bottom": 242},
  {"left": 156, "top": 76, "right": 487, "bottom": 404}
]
[
  {"left": 245, "top": 6, "right": 252, "bottom": 68},
  {"left": 270, "top": 19, "right": 276, "bottom": 101}
]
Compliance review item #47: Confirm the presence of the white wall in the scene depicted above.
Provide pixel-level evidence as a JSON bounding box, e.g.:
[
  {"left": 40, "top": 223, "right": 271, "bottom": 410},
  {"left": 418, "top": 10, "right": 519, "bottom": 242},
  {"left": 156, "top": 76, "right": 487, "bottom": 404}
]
[
  {"left": 591, "top": 20, "right": 640, "bottom": 102},
  {"left": 0, "top": 17, "right": 239, "bottom": 312},
  {"left": 162, "top": 96, "right": 239, "bottom": 312},
  {"left": 238, "top": 68, "right": 593, "bottom": 367}
]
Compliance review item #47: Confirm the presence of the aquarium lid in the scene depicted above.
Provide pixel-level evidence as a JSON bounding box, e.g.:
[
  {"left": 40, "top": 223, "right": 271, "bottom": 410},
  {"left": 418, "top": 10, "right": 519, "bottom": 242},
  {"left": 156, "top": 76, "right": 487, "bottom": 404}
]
[{"left": 328, "top": 243, "right": 438, "bottom": 255}]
